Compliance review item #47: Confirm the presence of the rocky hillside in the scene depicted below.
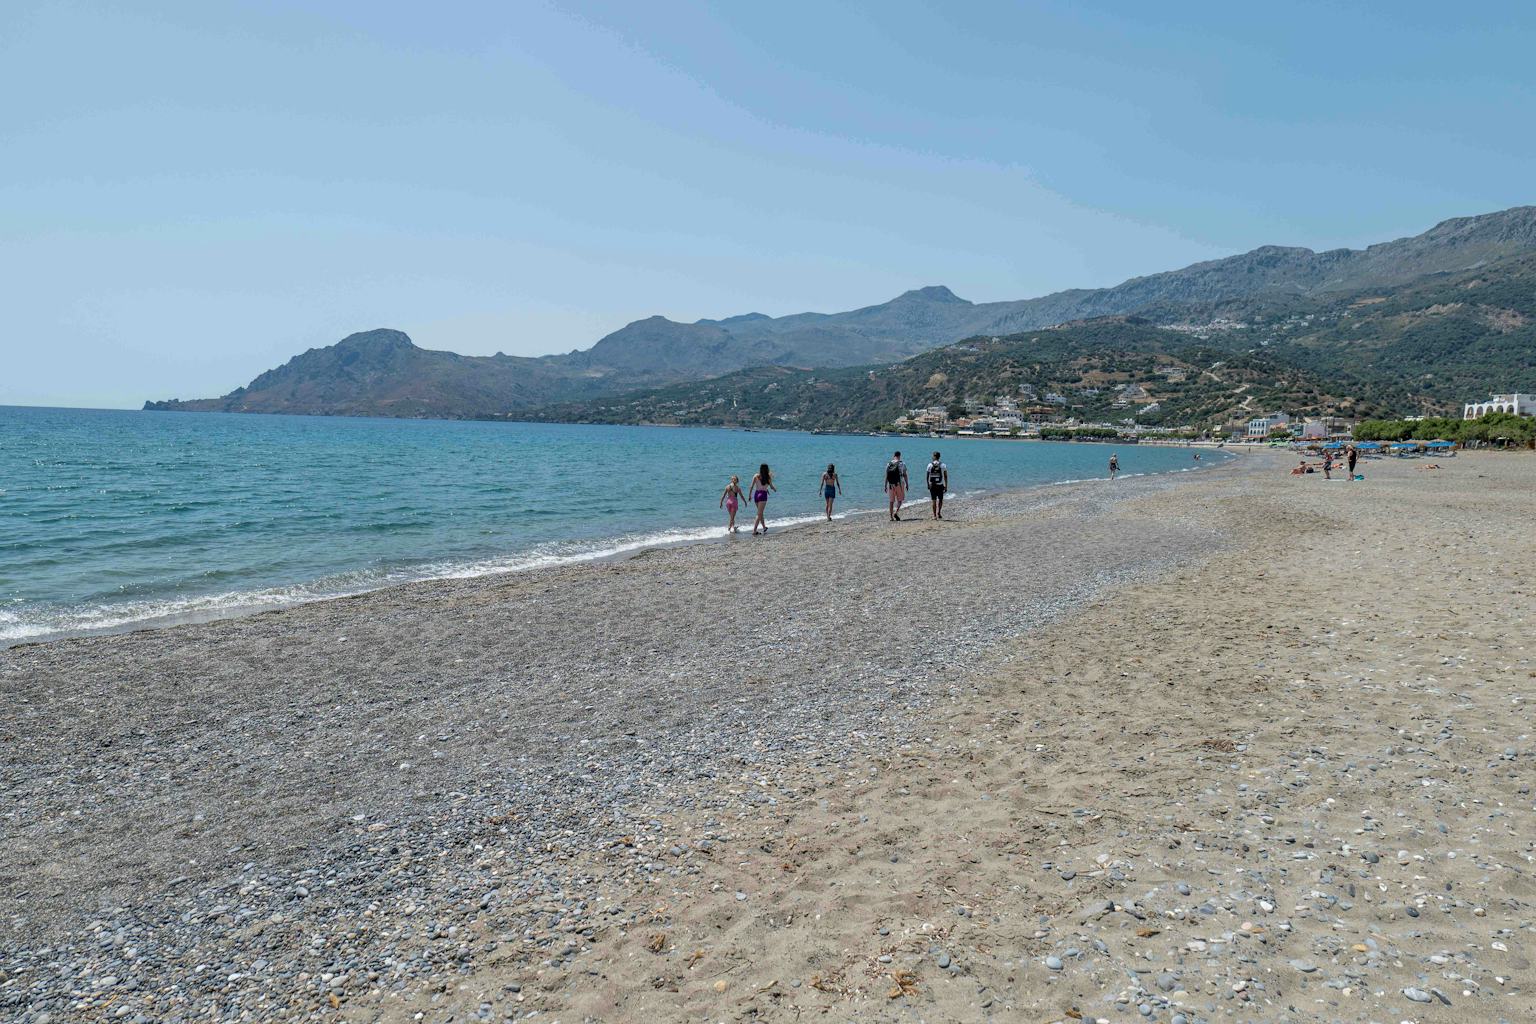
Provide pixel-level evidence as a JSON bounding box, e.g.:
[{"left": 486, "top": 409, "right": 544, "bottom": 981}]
[
  {"left": 526, "top": 250, "right": 1536, "bottom": 432},
  {"left": 146, "top": 330, "right": 608, "bottom": 419},
  {"left": 523, "top": 320, "right": 1343, "bottom": 432},
  {"left": 147, "top": 206, "right": 1536, "bottom": 418}
]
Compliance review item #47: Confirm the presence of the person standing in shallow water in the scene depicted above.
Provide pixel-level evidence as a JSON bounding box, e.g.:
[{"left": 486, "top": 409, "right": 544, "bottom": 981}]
[
  {"left": 748, "top": 463, "right": 775, "bottom": 535},
  {"left": 1108, "top": 453, "right": 1119, "bottom": 480},
  {"left": 719, "top": 475, "right": 744, "bottom": 533},
  {"left": 820, "top": 463, "right": 842, "bottom": 521},
  {"left": 884, "top": 450, "right": 908, "bottom": 521}
]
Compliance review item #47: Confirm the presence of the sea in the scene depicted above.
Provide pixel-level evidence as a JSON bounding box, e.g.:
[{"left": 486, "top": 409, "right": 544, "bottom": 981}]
[{"left": 0, "top": 406, "right": 1230, "bottom": 645}]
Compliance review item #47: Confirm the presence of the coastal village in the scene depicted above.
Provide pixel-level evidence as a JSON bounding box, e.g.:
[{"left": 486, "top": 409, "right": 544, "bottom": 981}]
[{"left": 887, "top": 389, "right": 1536, "bottom": 446}]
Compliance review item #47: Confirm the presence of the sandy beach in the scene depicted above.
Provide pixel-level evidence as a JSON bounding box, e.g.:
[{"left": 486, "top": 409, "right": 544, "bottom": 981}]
[{"left": 4, "top": 451, "right": 1534, "bottom": 1024}]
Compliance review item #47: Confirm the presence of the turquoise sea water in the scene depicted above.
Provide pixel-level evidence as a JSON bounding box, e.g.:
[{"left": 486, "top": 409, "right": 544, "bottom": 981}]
[{"left": 0, "top": 407, "right": 1229, "bottom": 643}]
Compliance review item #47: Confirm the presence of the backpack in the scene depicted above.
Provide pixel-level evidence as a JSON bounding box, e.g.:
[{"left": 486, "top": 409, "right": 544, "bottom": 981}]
[
  {"left": 926, "top": 462, "right": 944, "bottom": 487},
  {"left": 885, "top": 460, "right": 903, "bottom": 486}
]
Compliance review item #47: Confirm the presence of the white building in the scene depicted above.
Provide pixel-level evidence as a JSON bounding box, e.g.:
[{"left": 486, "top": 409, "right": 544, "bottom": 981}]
[
  {"left": 1464, "top": 393, "right": 1536, "bottom": 419},
  {"left": 1246, "top": 412, "right": 1291, "bottom": 438}
]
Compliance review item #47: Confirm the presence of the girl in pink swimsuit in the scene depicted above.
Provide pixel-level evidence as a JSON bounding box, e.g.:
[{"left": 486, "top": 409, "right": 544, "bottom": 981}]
[
  {"left": 748, "top": 463, "right": 776, "bottom": 535},
  {"left": 719, "top": 475, "right": 744, "bottom": 533}
]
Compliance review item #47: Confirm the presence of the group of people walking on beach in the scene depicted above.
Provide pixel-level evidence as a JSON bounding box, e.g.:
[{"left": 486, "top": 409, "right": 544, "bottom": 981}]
[{"left": 719, "top": 450, "right": 951, "bottom": 535}]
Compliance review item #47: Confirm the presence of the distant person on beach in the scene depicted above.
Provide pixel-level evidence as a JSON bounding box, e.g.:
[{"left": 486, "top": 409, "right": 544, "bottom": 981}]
[
  {"left": 884, "top": 451, "right": 909, "bottom": 521},
  {"left": 1346, "top": 445, "right": 1359, "bottom": 478},
  {"left": 748, "top": 463, "right": 775, "bottom": 535},
  {"left": 925, "top": 451, "right": 949, "bottom": 519},
  {"left": 820, "top": 463, "right": 842, "bottom": 520},
  {"left": 1108, "top": 453, "right": 1119, "bottom": 480},
  {"left": 719, "top": 475, "right": 744, "bottom": 533},
  {"left": 1322, "top": 452, "right": 1334, "bottom": 480}
]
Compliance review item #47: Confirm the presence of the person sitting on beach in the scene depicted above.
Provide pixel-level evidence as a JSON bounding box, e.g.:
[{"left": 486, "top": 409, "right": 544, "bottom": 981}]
[
  {"left": 749, "top": 463, "right": 776, "bottom": 535},
  {"left": 1291, "top": 460, "right": 1307, "bottom": 476},
  {"left": 925, "top": 451, "right": 949, "bottom": 520},
  {"left": 884, "top": 451, "right": 908, "bottom": 521},
  {"left": 820, "top": 463, "right": 842, "bottom": 521},
  {"left": 719, "top": 475, "right": 745, "bottom": 534}
]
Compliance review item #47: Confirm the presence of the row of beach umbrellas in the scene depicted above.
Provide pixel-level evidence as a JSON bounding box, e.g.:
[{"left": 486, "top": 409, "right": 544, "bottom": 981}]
[{"left": 1297, "top": 440, "right": 1454, "bottom": 452}]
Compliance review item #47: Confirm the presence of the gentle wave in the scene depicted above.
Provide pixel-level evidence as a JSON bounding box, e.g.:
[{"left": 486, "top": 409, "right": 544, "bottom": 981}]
[{"left": 0, "top": 507, "right": 870, "bottom": 643}]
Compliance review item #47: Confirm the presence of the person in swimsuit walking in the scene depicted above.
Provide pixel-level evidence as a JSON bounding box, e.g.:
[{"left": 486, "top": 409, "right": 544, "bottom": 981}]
[
  {"left": 749, "top": 463, "right": 776, "bottom": 535},
  {"left": 1108, "top": 453, "right": 1119, "bottom": 480},
  {"left": 719, "top": 474, "right": 745, "bottom": 533},
  {"left": 884, "top": 450, "right": 908, "bottom": 521},
  {"left": 820, "top": 463, "right": 842, "bottom": 521}
]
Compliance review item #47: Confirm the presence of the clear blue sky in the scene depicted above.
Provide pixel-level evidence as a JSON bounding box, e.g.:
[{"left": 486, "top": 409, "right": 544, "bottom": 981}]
[{"left": 4, "top": 1, "right": 1533, "bottom": 408}]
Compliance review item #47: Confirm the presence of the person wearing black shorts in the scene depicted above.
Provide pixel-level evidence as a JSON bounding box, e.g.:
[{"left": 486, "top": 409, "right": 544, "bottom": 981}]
[{"left": 925, "top": 451, "right": 949, "bottom": 520}]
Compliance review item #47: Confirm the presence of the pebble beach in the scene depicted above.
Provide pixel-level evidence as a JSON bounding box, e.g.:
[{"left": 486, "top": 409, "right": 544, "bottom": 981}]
[{"left": 3, "top": 451, "right": 1534, "bottom": 1024}]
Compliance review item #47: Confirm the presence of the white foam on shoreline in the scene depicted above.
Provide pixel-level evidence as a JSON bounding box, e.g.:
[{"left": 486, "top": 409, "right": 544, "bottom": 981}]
[
  {"left": 0, "top": 507, "right": 875, "bottom": 644},
  {"left": 3, "top": 457, "right": 1229, "bottom": 646}
]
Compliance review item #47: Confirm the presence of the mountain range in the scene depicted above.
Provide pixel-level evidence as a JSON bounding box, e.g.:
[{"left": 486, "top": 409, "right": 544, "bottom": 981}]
[
  {"left": 145, "top": 206, "right": 1536, "bottom": 419},
  {"left": 530, "top": 249, "right": 1536, "bottom": 433}
]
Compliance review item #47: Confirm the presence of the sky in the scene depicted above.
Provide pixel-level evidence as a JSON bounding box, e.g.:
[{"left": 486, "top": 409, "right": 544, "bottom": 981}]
[{"left": 3, "top": 1, "right": 1534, "bottom": 408}]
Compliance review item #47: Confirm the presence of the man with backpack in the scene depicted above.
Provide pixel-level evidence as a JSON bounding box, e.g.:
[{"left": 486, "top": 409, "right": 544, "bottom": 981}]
[
  {"left": 925, "top": 451, "right": 949, "bottom": 520},
  {"left": 884, "top": 450, "right": 908, "bottom": 521}
]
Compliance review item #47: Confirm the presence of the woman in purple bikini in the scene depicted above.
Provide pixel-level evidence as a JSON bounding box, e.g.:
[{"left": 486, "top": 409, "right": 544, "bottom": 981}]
[
  {"left": 748, "top": 463, "right": 776, "bottom": 535},
  {"left": 719, "top": 474, "right": 744, "bottom": 533}
]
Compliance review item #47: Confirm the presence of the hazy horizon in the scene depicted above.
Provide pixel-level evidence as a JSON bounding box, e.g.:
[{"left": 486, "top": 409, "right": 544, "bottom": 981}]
[{"left": 5, "top": 1, "right": 1535, "bottom": 409}]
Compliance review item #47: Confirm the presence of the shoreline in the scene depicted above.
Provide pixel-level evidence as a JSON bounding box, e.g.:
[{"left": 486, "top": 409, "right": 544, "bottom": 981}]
[{"left": 3, "top": 454, "right": 1238, "bottom": 651}]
